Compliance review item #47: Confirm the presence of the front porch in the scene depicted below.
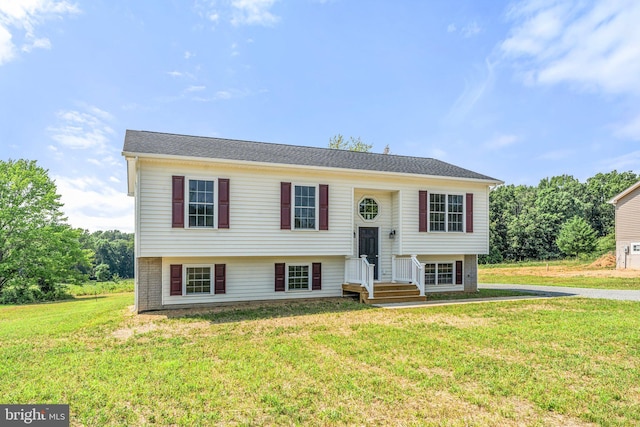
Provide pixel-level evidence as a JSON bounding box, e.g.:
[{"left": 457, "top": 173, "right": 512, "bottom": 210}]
[
  {"left": 342, "top": 282, "right": 427, "bottom": 304},
  {"left": 343, "top": 254, "right": 472, "bottom": 304}
]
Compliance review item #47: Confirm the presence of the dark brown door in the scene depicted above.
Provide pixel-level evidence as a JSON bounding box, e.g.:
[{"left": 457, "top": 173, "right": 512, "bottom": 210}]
[{"left": 359, "top": 227, "right": 379, "bottom": 280}]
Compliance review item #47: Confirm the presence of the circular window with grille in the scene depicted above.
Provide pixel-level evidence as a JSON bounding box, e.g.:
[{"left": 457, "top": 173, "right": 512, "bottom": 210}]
[{"left": 359, "top": 197, "right": 379, "bottom": 220}]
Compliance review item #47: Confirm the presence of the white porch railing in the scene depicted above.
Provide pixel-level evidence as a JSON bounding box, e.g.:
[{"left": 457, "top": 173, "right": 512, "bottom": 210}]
[
  {"left": 392, "top": 255, "right": 425, "bottom": 297},
  {"left": 344, "top": 255, "right": 374, "bottom": 299}
]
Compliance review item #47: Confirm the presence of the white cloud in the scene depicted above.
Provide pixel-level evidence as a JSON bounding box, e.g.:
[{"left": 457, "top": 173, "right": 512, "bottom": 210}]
[
  {"left": 447, "top": 23, "right": 456, "bottom": 33},
  {"left": 208, "top": 11, "right": 219, "bottom": 22},
  {"left": 485, "top": 134, "right": 520, "bottom": 150},
  {"left": 54, "top": 175, "right": 134, "bottom": 232},
  {"left": 184, "top": 50, "right": 193, "bottom": 59},
  {"left": 447, "top": 58, "right": 495, "bottom": 122},
  {"left": 48, "top": 105, "right": 115, "bottom": 152},
  {"left": 461, "top": 21, "right": 481, "bottom": 38},
  {"left": 0, "top": 0, "right": 79, "bottom": 65},
  {"left": 231, "top": 0, "right": 279, "bottom": 27},
  {"left": 613, "top": 114, "right": 640, "bottom": 141},
  {"left": 186, "top": 85, "right": 206, "bottom": 92},
  {"left": 501, "top": 0, "right": 640, "bottom": 95}
]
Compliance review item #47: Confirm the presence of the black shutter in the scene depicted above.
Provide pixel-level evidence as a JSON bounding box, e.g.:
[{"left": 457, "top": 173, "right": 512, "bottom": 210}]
[{"left": 455, "top": 261, "right": 463, "bottom": 285}]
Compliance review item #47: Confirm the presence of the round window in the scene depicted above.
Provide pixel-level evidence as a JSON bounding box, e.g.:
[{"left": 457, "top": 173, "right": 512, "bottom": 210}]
[{"left": 359, "top": 197, "right": 379, "bottom": 220}]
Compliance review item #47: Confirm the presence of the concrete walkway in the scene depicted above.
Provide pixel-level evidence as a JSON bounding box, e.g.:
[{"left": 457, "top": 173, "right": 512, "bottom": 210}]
[
  {"left": 373, "top": 283, "right": 640, "bottom": 309},
  {"left": 480, "top": 283, "right": 640, "bottom": 302}
]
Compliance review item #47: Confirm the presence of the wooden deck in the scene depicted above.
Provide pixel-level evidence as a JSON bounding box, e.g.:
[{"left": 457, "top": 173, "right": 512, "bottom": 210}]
[{"left": 342, "top": 283, "right": 427, "bottom": 304}]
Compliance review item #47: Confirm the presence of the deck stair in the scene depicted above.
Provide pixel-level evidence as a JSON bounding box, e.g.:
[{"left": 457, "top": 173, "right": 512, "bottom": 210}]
[{"left": 342, "top": 282, "right": 427, "bottom": 304}]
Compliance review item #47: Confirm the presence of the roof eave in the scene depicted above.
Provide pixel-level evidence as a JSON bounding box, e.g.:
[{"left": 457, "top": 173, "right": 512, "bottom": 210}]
[
  {"left": 121, "top": 150, "right": 504, "bottom": 185},
  {"left": 609, "top": 180, "right": 640, "bottom": 205}
]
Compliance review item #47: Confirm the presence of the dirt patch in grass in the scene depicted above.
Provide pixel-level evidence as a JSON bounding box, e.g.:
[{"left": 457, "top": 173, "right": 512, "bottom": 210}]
[{"left": 590, "top": 253, "right": 616, "bottom": 268}]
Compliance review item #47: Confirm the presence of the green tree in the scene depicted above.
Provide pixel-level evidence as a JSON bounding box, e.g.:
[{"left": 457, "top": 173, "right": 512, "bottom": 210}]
[
  {"left": 95, "top": 263, "right": 111, "bottom": 282},
  {"left": 556, "top": 217, "right": 597, "bottom": 258},
  {"left": 79, "top": 230, "right": 134, "bottom": 279},
  {"left": 328, "top": 134, "right": 372, "bottom": 152},
  {"left": 0, "top": 159, "right": 90, "bottom": 303},
  {"left": 584, "top": 171, "right": 639, "bottom": 236}
]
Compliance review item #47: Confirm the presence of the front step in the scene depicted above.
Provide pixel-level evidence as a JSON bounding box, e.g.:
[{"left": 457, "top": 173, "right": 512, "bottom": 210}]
[{"left": 342, "top": 282, "right": 427, "bottom": 304}]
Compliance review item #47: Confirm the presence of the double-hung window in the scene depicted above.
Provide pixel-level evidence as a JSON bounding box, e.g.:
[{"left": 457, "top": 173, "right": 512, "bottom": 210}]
[
  {"left": 424, "top": 262, "right": 454, "bottom": 285},
  {"left": 288, "top": 265, "right": 310, "bottom": 290},
  {"left": 188, "top": 179, "right": 214, "bottom": 228},
  {"left": 294, "top": 185, "right": 316, "bottom": 230},
  {"left": 185, "top": 266, "right": 211, "bottom": 294},
  {"left": 429, "top": 193, "right": 464, "bottom": 232}
]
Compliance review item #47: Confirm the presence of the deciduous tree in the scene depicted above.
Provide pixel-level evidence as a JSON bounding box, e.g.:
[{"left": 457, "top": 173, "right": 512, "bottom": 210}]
[{"left": 0, "top": 159, "right": 90, "bottom": 303}]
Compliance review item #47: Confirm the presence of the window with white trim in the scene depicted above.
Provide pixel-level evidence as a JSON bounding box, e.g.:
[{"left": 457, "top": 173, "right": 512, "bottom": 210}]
[
  {"left": 359, "top": 197, "right": 379, "bottom": 220},
  {"left": 294, "top": 185, "right": 316, "bottom": 229},
  {"left": 424, "top": 262, "right": 455, "bottom": 285},
  {"left": 186, "top": 266, "right": 211, "bottom": 294},
  {"left": 632, "top": 243, "right": 640, "bottom": 254},
  {"left": 287, "top": 265, "right": 310, "bottom": 290},
  {"left": 188, "top": 179, "right": 214, "bottom": 228},
  {"left": 429, "top": 193, "right": 464, "bottom": 232}
]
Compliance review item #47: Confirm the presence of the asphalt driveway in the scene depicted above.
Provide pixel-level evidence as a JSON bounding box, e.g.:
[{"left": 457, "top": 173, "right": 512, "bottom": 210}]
[{"left": 480, "top": 283, "right": 640, "bottom": 302}]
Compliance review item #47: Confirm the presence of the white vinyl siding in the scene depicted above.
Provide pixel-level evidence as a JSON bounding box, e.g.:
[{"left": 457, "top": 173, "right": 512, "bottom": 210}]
[
  {"left": 136, "top": 159, "right": 490, "bottom": 258},
  {"left": 162, "top": 256, "right": 344, "bottom": 305},
  {"left": 404, "top": 186, "right": 488, "bottom": 255}
]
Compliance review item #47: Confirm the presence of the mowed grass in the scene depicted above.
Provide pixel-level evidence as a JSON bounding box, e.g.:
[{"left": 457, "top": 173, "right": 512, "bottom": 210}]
[
  {"left": 479, "top": 260, "right": 640, "bottom": 290},
  {"left": 1, "top": 295, "right": 640, "bottom": 425},
  {"left": 479, "top": 273, "right": 640, "bottom": 289}
]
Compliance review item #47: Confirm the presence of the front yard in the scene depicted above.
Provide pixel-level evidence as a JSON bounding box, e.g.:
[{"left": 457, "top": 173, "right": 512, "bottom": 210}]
[
  {"left": 1, "top": 294, "right": 639, "bottom": 425},
  {"left": 479, "top": 260, "right": 640, "bottom": 290}
]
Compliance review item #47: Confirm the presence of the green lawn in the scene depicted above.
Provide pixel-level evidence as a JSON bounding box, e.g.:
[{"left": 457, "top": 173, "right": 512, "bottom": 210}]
[
  {"left": 1, "top": 294, "right": 639, "bottom": 425},
  {"left": 479, "top": 273, "right": 640, "bottom": 290}
]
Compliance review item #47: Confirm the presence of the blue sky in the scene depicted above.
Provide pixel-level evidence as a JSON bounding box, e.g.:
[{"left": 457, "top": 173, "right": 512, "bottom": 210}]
[{"left": 2, "top": 0, "right": 640, "bottom": 232}]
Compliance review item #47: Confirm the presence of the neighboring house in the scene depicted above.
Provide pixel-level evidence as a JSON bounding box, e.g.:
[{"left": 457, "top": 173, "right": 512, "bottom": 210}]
[
  {"left": 122, "top": 130, "right": 503, "bottom": 312},
  {"left": 610, "top": 180, "right": 640, "bottom": 270}
]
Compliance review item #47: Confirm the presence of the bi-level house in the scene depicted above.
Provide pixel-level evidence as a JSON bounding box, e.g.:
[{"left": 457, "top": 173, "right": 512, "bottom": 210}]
[{"left": 123, "top": 130, "right": 502, "bottom": 312}]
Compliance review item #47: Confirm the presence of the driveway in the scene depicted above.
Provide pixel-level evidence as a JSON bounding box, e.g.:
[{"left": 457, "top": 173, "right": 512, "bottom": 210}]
[{"left": 480, "top": 283, "right": 640, "bottom": 302}]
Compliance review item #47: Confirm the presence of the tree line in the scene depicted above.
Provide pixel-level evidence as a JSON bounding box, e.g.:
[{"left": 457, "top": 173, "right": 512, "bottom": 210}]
[
  {"left": 484, "top": 171, "right": 639, "bottom": 263},
  {"left": 0, "top": 159, "right": 133, "bottom": 304}
]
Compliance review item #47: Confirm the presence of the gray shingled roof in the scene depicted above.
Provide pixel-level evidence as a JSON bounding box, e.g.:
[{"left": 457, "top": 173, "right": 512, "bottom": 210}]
[{"left": 123, "top": 130, "right": 501, "bottom": 182}]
